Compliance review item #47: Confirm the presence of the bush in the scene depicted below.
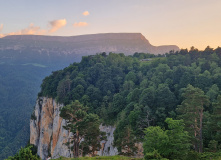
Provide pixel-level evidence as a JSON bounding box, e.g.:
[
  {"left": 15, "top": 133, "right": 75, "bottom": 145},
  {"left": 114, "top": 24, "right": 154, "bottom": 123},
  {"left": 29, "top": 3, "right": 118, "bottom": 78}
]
[{"left": 6, "top": 146, "right": 40, "bottom": 160}]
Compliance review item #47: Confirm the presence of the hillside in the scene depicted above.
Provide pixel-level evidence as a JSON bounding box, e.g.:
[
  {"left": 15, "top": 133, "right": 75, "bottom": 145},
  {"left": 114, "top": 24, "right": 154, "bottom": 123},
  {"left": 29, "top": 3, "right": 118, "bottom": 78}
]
[{"left": 30, "top": 47, "right": 221, "bottom": 159}]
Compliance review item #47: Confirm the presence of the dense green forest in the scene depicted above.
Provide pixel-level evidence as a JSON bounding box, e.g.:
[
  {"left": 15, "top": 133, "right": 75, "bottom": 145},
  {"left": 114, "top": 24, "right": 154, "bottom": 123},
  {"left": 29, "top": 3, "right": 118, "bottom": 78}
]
[
  {"left": 0, "top": 64, "right": 55, "bottom": 159},
  {"left": 0, "top": 62, "right": 81, "bottom": 159},
  {"left": 38, "top": 46, "right": 221, "bottom": 159}
]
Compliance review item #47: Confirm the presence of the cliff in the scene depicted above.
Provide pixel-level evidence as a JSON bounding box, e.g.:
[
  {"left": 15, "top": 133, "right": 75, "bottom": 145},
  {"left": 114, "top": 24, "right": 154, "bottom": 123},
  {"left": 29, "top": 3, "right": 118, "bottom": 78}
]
[
  {"left": 30, "top": 97, "right": 120, "bottom": 160},
  {"left": 2, "top": 33, "right": 179, "bottom": 55}
]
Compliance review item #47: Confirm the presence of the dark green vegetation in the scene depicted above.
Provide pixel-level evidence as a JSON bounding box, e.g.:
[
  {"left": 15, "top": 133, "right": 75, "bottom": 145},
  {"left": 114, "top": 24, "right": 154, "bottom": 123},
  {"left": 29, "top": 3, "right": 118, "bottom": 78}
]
[
  {"left": 39, "top": 46, "right": 221, "bottom": 159},
  {"left": 0, "top": 64, "right": 51, "bottom": 159},
  {"left": 60, "top": 100, "right": 106, "bottom": 157},
  {"left": 0, "top": 51, "right": 81, "bottom": 159},
  {"left": 143, "top": 118, "right": 190, "bottom": 160},
  {"left": 5, "top": 145, "right": 39, "bottom": 160}
]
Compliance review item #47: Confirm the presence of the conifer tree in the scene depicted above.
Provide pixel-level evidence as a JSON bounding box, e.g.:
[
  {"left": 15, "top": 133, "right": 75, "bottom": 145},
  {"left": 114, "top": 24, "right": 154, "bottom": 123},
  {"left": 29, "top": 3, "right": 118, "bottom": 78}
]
[
  {"left": 177, "top": 84, "right": 210, "bottom": 153},
  {"left": 60, "top": 100, "right": 104, "bottom": 157}
]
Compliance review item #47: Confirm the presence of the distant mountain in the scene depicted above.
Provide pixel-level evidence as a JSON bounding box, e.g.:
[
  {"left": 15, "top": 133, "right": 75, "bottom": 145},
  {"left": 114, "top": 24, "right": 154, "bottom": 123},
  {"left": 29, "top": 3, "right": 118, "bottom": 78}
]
[{"left": 1, "top": 33, "right": 179, "bottom": 56}]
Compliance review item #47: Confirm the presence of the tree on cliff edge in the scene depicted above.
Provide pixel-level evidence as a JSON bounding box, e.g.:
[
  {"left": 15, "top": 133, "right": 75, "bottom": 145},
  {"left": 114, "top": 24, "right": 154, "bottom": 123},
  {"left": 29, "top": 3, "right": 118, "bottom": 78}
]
[{"left": 60, "top": 100, "right": 105, "bottom": 158}]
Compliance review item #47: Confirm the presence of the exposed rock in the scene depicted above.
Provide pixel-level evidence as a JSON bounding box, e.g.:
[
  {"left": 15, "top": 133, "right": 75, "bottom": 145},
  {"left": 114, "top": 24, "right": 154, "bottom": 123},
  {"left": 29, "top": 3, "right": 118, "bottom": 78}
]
[
  {"left": 30, "top": 97, "right": 128, "bottom": 160},
  {"left": 135, "top": 143, "right": 144, "bottom": 158},
  {"left": 30, "top": 97, "right": 72, "bottom": 160},
  {"left": 97, "top": 126, "right": 118, "bottom": 156}
]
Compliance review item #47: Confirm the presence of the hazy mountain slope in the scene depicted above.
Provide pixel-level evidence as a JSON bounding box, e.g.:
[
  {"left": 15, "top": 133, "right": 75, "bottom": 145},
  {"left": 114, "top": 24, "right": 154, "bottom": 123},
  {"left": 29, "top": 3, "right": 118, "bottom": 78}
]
[{"left": 1, "top": 33, "right": 179, "bottom": 55}]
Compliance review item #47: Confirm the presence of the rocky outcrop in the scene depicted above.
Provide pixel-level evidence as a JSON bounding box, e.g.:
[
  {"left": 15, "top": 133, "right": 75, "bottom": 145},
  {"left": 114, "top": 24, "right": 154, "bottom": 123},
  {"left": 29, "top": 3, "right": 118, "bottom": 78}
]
[
  {"left": 30, "top": 97, "right": 120, "bottom": 160},
  {"left": 97, "top": 126, "right": 118, "bottom": 156},
  {"left": 30, "top": 97, "right": 72, "bottom": 159}
]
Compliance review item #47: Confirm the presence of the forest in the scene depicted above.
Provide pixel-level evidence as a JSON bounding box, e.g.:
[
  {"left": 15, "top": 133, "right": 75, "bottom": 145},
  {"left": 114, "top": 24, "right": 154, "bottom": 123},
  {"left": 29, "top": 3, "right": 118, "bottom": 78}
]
[
  {"left": 9, "top": 46, "right": 221, "bottom": 159},
  {"left": 0, "top": 64, "right": 54, "bottom": 159},
  {"left": 0, "top": 51, "right": 79, "bottom": 159}
]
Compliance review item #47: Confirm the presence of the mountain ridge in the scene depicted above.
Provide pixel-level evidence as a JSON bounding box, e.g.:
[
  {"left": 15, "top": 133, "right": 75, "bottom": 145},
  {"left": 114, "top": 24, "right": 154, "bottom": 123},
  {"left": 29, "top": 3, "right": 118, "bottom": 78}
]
[{"left": 1, "top": 33, "right": 179, "bottom": 55}]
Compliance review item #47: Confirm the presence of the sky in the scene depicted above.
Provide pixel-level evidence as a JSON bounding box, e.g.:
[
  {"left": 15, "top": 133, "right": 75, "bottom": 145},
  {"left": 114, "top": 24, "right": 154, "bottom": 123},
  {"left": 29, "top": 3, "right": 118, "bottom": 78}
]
[{"left": 0, "top": 0, "right": 221, "bottom": 50}]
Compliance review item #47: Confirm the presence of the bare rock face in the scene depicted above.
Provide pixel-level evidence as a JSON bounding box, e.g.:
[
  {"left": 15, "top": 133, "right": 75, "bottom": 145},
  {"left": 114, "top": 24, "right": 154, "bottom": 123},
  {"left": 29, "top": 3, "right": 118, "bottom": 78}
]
[
  {"left": 30, "top": 97, "right": 123, "bottom": 160},
  {"left": 97, "top": 126, "right": 118, "bottom": 156},
  {"left": 30, "top": 97, "right": 72, "bottom": 160}
]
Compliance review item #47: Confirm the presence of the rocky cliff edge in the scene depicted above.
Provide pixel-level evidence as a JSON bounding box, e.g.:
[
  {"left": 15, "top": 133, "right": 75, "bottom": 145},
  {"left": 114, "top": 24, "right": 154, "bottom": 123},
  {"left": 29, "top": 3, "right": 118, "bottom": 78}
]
[{"left": 30, "top": 97, "right": 122, "bottom": 160}]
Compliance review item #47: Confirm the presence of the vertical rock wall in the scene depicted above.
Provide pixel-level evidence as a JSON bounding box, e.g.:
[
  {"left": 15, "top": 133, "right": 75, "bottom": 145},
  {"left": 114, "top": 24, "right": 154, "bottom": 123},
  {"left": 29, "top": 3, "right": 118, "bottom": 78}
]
[
  {"left": 30, "top": 97, "right": 73, "bottom": 159},
  {"left": 30, "top": 97, "right": 119, "bottom": 160},
  {"left": 98, "top": 126, "right": 118, "bottom": 156}
]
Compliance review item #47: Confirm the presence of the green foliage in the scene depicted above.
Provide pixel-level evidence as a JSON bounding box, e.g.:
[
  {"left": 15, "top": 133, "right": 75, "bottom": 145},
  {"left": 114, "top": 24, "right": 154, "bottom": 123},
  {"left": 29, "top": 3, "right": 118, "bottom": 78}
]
[
  {"left": 37, "top": 49, "right": 221, "bottom": 157},
  {"left": 209, "top": 95, "right": 221, "bottom": 146},
  {"left": 80, "top": 114, "right": 106, "bottom": 156},
  {"left": 143, "top": 126, "right": 169, "bottom": 154},
  {"left": 6, "top": 146, "right": 40, "bottom": 160},
  {"left": 177, "top": 85, "right": 210, "bottom": 153},
  {"left": 0, "top": 46, "right": 81, "bottom": 158},
  {"left": 199, "top": 151, "right": 221, "bottom": 160},
  {"left": 143, "top": 118, "right": 190, "bottom": 160},
  {"left": 144, "top": 150, "right": 161, "bottom": 160},
  {"left": 185, "top": 151, "right": 200, "bottom": 160},
  {"left": 60, "top": 100, "right": 105, "bottom": 157},
  {"left": 114, "top": 125, "right": 138, "bottom": 156},
  {"left": 0, "top": 64, "right": 55, "bottom": 159}
]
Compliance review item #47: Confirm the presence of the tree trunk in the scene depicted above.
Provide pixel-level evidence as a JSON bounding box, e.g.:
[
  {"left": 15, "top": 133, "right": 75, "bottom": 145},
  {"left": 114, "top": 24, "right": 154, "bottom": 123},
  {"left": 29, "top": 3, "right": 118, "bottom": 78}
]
[
  {"left": 73, "top": 140, "right": 79, "bottom": 157},
  {"left": 194, "top": 117, "right": 198, "bottom": 152},
  {"left": 76, "top": 142, "right": 79, "bottom": 157},
  {"left": 199, "top": 109, "right": 203, "bottom": 153},
  {"left": 73, "top": 130, "right": 80, "bottom": 158}
]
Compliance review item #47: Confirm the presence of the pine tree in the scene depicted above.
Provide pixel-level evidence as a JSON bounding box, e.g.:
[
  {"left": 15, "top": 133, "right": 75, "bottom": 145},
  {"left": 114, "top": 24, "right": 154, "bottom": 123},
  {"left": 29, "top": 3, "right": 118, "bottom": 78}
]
[
  {"left": 60, "top": 100, "right": 104, "bottom": 157},
  {"left": 177, "top": 84, "right": 210, "bottom": 153}
]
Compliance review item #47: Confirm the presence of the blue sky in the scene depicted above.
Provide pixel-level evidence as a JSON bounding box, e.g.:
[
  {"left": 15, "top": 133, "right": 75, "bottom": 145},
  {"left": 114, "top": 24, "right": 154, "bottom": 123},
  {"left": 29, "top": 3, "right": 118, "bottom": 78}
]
[{"left": 0, "top": 0, "right": 221, "bottom": 50}]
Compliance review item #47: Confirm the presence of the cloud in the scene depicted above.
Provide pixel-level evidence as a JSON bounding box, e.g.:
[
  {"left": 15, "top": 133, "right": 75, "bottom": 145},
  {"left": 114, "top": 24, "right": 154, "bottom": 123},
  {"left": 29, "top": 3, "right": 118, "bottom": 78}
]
[
  {"left": 49, "top": 19, "right": 67, "bottom": 33},
  {"left": 73, "top": 22, "right": 88, "bottom": 27},
  {"left": 20, "top": 23, "right": 46, "bottom": 35},
  {"left": 0, "top": 19, "right": 67, "bottom": 38},
  {"left": 82, "top": 11, "right": 90, "bottom": 16},
  {"left": 0, "top": 24, "right": 3, "bottom": 32},
  {"left": 0, "top": 23, "right": 47, "bottom": 38}
]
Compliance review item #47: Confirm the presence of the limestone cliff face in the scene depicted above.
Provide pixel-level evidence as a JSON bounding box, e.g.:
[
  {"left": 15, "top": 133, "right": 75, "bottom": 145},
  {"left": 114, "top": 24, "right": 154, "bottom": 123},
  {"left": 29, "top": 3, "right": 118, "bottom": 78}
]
[
  {"left": 30, "top": 97, "right": 72, "bottom": 159},
  {"left": 30, "top": 97, "right": 119, "bottom": 160}
]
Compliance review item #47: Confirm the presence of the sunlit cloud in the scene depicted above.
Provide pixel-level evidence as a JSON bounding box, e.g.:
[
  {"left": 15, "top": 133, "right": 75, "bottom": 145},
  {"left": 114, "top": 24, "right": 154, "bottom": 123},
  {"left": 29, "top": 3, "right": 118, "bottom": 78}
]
[
  {"left": 0, "top": 19, "right": 67, "bottom": 38},
  {"left": 19, "top": 23, "right": 46, "bottom": 35},
  {"left": 82, "top": 11, "right": 90, "bottom": 16},
  {"left": 73, "top": 22, "right": 88, "bottom": 27},
  {"left": 49, "top": 19, "right": 67, "bottom": 33},
  {"left": 0, "top": 24, "right": 3, "bottom": 32},
  {"left": 0, "top": 23, "right": 47, "bottom": 38}
]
